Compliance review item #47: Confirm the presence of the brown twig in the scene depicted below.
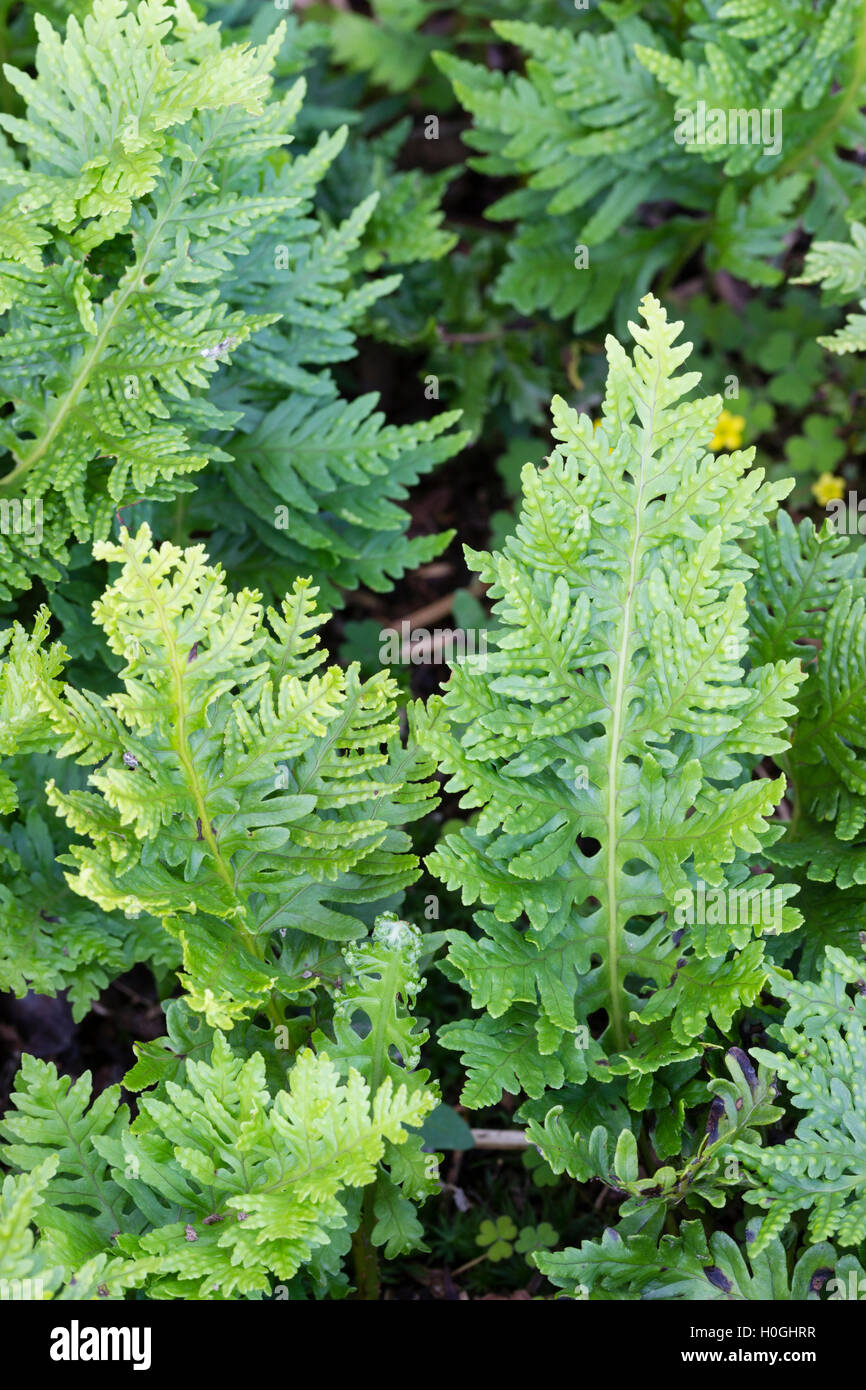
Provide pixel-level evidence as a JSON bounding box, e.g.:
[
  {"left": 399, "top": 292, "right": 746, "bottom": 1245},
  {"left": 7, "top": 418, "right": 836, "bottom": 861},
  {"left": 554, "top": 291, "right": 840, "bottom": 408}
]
[
  {"left": 470, "top": 1129, "right": 530, "bottom": 1151},
  {"left": 398, "top": 578, "right": 486, "bottom": 631}
]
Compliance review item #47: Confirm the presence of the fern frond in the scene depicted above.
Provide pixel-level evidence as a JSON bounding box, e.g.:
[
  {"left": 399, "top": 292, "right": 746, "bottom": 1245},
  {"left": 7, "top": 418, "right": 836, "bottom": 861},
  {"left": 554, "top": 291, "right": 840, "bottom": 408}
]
[
  {"left": 420, "top": 296, "right": 805, "bottom": 1113},
  {"left": 795, "top": 222, "right": 866, "bottom": 354},
  {"left": 437, "top": 2, "right": 866, "bottom": 329},
  {"left": 0, "top": 1034, "right": 435, "bottom": 1298},
  {"left": 315, "top": 913, "right": 440, "bottom": 1257},
  {"left": 736, "top": 947, "right": 866, "bottom": 1252},
  {"left": 0, "top": 609, "right": 65, "bottom": 812},
  {"left": 36, "top": 525, "right": 437, "bottom": 1025},
  {"left": 747, "top": 512, "right": 864, "bottom": 667},
  {"left": 0, "top": 0, "right": 463, "bottom": 602},
  {"left": 537, "top": 1215, "right": 863, "bottom": 1301},
  {"left": 0, "top": 0, "right": 291, "bottom": 595}
]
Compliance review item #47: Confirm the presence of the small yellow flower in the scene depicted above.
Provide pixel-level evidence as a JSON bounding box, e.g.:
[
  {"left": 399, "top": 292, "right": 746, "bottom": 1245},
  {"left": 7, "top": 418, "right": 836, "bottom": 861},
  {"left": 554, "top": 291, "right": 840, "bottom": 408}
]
[
  {"left": 592, "top": 419, "right": 613, "bottom": 453},
  {"left": 710, "top": 409, "right": 746, "bottom": 452},
  {"left": 812, "top": 472, "right": 845, "bottom": 507}
]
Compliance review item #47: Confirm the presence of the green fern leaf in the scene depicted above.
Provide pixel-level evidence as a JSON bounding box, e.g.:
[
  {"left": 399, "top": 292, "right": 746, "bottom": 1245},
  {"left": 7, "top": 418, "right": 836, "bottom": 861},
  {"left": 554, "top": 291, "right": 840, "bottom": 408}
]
[
  {"left": 736, "top": 947, "right": 866, "bottom": 1252},
  {"left": 421, "top": 296, "right": 805, "bottom": 1113},
  {"left": 34, "top": 525, "right": 437, "bottom": 1025}
]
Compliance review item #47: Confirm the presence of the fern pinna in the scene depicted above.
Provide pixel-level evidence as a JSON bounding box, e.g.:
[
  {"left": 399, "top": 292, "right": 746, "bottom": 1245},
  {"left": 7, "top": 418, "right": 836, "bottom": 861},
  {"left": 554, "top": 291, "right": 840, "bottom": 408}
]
[{"left": 419, "top": 296, "right": 805, "bottom": 1116}]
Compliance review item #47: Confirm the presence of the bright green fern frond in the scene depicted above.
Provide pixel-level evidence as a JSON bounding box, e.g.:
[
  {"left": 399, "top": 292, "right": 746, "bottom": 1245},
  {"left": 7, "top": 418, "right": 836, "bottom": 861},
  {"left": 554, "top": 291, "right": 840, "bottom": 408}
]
[
  {"left": 0, "top": 1161, "right": 61, "bottom": 1297},
  {"left": 0, "top": 0, "right": 462, "bottom": 604},
  {"left": 420, "top": 295, "right": 806, "bottom": 1115},
  {"left": 0, "top": 1033, "right": 434, "bottom": 1298},
  {"left": 0, "top": 611, "right": 176, "bottom": 1015},
  {"left": 315, "top": 913, "right": 440, "bottom": 1258},
  {"left": 0, "top": 608, "right": 65, "bottom": 812},
  {"left": 0, "top": 0, "right": 292, "bottom": 596},
  {"left": 0, "top": 1055, "right": 134, "bottom": 1251},
  {"left": 35, "top": 525, "right": 437, "bottom": 1026}
]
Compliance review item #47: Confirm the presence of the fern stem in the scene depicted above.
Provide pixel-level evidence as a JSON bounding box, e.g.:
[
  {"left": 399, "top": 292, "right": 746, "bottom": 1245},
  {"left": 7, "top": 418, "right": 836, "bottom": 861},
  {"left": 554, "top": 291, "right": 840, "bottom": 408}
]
[
  {"left": 775, "top": 752, "right": 802, "bottom": 840},
  {"left": 172, "top": 495, "right": 187, "bottom": 547},
  {"left": 131, "top": 537, "right": 288, "bottom": 1029},
  {"left": 2, "top": 268, "right": 143, "bottom": 486},
  {"left": 123, "top": 538, "right": 245, "bottom": 913},
  {"left": 351, "top": 942, "right": 403, "bottom": 1300},
  {"left": 0, "top": 0, "right": 14, "bottom": 117},
  {"left": 637, "top": 1125, "right": 658, "bottom": 1176},
  {"left": 655, "top": 225, "right": 705, "bottom": 296},
  {"left": 637, "top": 1123, "right": 675, "bottom": 1236},
  {"left": 604, "top": 406, "right": 655, "bottom": 1052},
  {"left": 451, "top": 1251, "right": 490, "bottom": 1277},
  {"left": 352, "top": 1188, "right": 381, "bottom": 1301}
]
